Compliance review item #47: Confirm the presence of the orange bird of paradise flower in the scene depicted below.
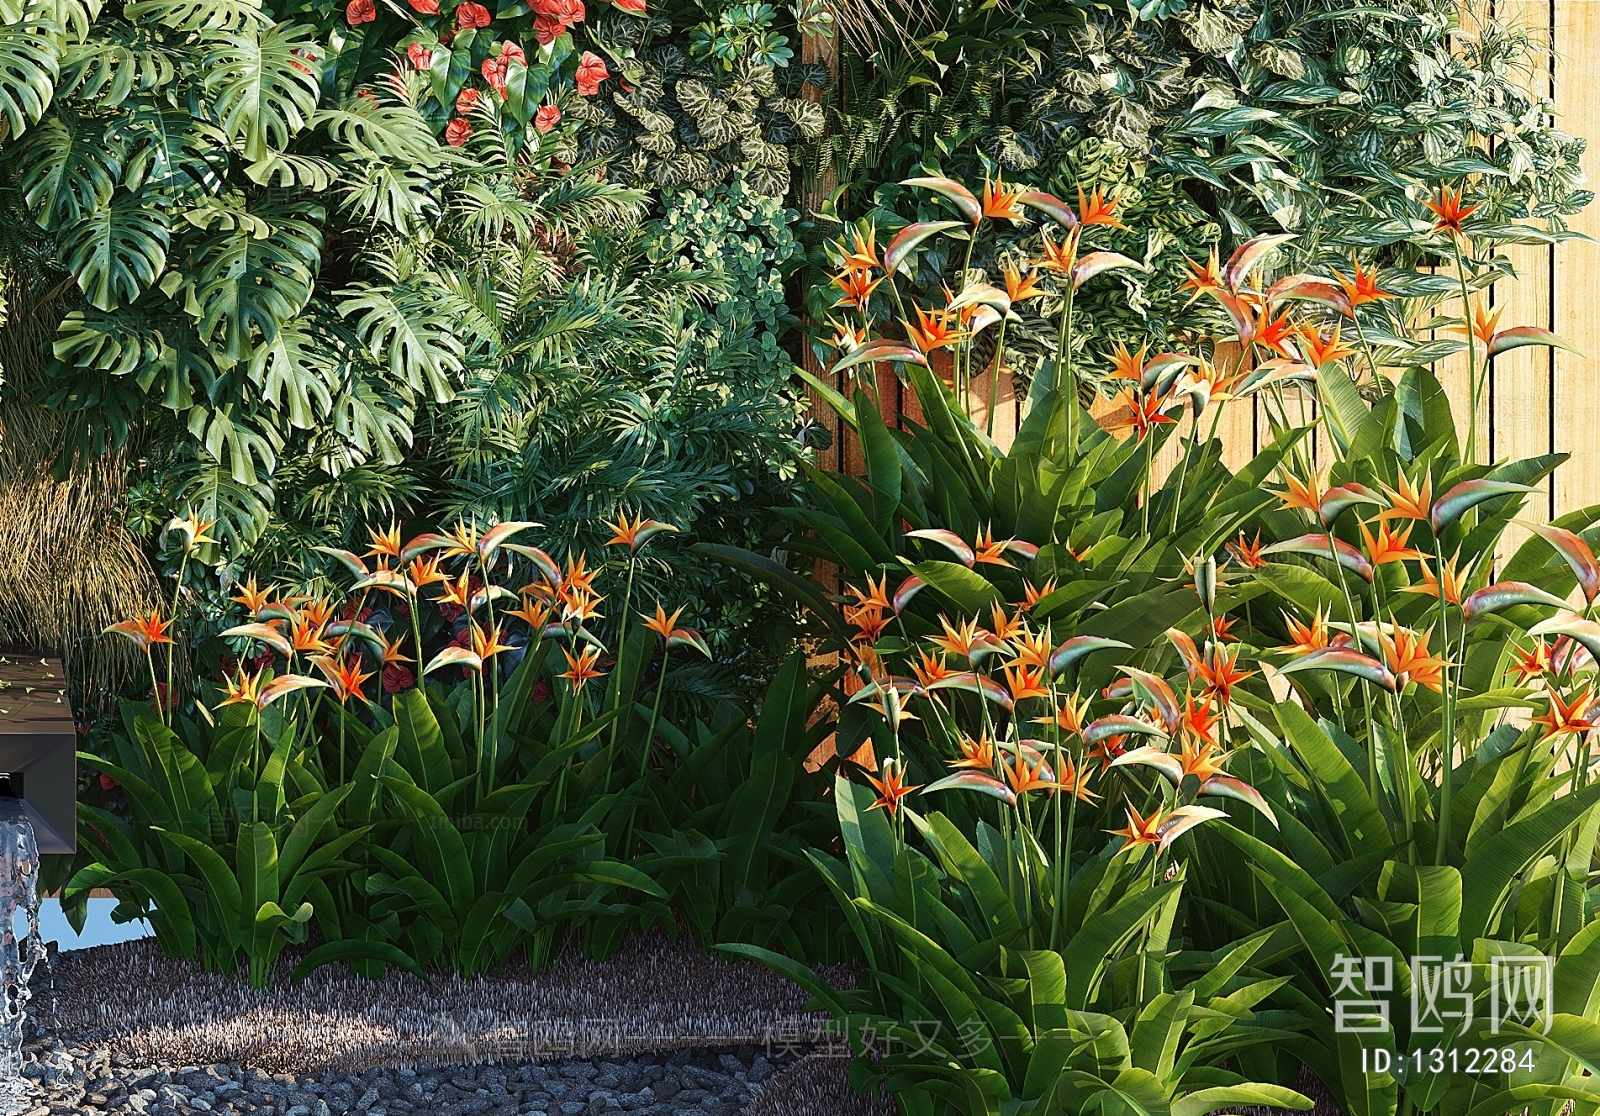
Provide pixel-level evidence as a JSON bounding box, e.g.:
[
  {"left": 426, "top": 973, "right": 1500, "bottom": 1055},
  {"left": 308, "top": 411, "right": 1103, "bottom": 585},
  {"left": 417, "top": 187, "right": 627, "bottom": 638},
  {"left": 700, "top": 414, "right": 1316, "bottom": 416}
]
[
  {"left": 1077, "top": 186, "right": 1126, "bottom": 229},
  {"left": 1334, "top": 260, "right": 1396, "bottom": 313},
  {"left": 866, "top": 758, "right": 919, "bottom": 816},
  {"left": 313, "top": 655, "right": 374, "bottom": 704},
  {"left": 1424, "top": 184, "right": 1479, "bottom": 238},
  {"left": 105, "top": 610, "right": 175, "bottom": 650},
  {"left": 559, "top": 646, "right": 607, "bottom": 688},
  {"left": 1532, "top": 685, "right": 1595, "bottom": 740},
  {"left": 604, "top": 512, "right": 677, "bottom": 552},
  {"left": 904, "top": 305, "right": 968, "bottom": 353}
]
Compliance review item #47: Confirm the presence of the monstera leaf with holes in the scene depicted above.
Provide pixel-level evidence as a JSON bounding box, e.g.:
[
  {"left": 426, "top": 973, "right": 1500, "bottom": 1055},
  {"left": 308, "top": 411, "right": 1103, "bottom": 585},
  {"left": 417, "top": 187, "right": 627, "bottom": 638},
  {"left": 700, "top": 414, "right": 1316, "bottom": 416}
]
[{"left": 0, "top": 0, "right": 467, "bottom": 548}]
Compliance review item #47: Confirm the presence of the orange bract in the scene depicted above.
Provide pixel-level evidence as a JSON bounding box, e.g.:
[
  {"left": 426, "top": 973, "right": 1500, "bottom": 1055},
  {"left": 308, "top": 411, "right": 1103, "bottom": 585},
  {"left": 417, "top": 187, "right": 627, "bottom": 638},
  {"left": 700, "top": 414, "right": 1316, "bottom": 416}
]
[
  {"left": 1278, "top": 606, "right": 1332, "bottom": 656},
  {"left": 366, "top": 522, "right": 402, "bottom": 559},
  {"left": 1334, "top": 260, "right": 1395, "bottom": 311},
  {"left": 1508, "top": 640, "right": 1550, "bottom": 686},
  {"left": 1380, "top": 625, "right": 1447, "bottom": 692},
  {"left": 1077, "top": 186, "right": 1126, "bottom": 229},
  {"left": 1180, "top": 693, "right": 1221, "bottom": 745},
  {"left": 314, "top": 655, "right": 374, "bottom": 704},
  {"left": 912, "top": 650, "right": 957, "bottom": 689},
  {"left": 230, "top": 577, "right": 274, "bottom": 617},
  {"left": 831, "top": 267, "right": 882, "bottom": 311},
  {"left": 905, "top": 305, "right": 968, "bottom": 353},
  {"left": 839, "top": 226, "right": 879, "bottom": 273},
  {"left": 1021, "top": 577, "right": 1058, "bottom": 611},
  {"left": 1360, "top": 520, "right": 1423, "bottom": 566},
  {"left": 1002, "top": 261, "right": 1045, "bottom": 303},
  {"left": 1003, "top": 661, "right": 1050, "bottom": 703},
  {"left": 928, "top": 616, "right": 986, "bottom": 659},
  {"left": 1109, "top": 804, "right": 1166, "bottom": 848},
  {"left": 1276, "top": 469, "right": 1327, "bottom": 515},
  {"left": 1402, "top": 555, "right": 1463, "bottom": 605},
  {"left": 1297, "top": 323, "right": 1356, "bottom": 367},
  {"left": 559, "top": 646, "right": 607, "bottom": 688},
  {"left": 982, "top": 171, "right": 1025, "bottom": 221},
  {"left": 999, "top": 749, "right": 1059, "bottom": 797},
  {"left": 866, "top": 758, "right": 919, "bottom": 816},
  {"left": 1180, "top": 247, "right": 1224, "bottom": 305},
  {"left": 1226, "top": 532, "right": 1267, "bottom": 569},
  {"left": 1195, "top": 645, "right": 1254, "bottom": 706},
  {"left": 1532, "top": 685, "right": 1595, "bottom": 740},
  {"left": 1380, "top": 472, "right": 1433, "bottom": 523},
  {"left": 951, "top": 734, "right": 996, "bottom": 770},
  {"left": 1037, "top": 228, "right": 1079, "bottom": 274},
  {"left": 105, "top": 610, "right": 175, "bottom": 651},
  {"left": 1424, "top": 184, "right": 1480, "bottom": 238},
  {"left": 1107, "top": 341, "right": 1148, "bottom": 384}
]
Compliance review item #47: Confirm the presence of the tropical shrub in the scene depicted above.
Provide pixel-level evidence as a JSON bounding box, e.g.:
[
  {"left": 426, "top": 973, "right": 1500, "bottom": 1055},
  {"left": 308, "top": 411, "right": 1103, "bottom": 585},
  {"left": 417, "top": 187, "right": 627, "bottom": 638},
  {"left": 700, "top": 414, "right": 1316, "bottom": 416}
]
[
  {"left": 813, "top": 0, "right": 1589, "bottom": 362},
  {"left": 266, "top": 0, "right": 826, "bottom": 194},
  {"left": 72, "top": 515, "right": 845, "bottom": 984},
  {"left": 707, "top": 161, "right": 1600, "bottom": 1113}
]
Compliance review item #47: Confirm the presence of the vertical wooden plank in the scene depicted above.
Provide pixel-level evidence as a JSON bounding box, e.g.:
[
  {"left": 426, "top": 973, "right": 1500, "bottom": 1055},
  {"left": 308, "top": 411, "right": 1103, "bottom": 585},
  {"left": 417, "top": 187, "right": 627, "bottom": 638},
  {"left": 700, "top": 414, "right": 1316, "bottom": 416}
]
[
  {"left": 1494, "top": 0, "right": 1555, "bottom": 562},
  {"left": 1553, "top": 0, "right": 1600, "bottom": 519},
  {"left": 1212, "top": 343, "right": 1256, "bottom": 472},
  {"left": 1430, "top": 264, "right": 1482, "bottom": 464}
]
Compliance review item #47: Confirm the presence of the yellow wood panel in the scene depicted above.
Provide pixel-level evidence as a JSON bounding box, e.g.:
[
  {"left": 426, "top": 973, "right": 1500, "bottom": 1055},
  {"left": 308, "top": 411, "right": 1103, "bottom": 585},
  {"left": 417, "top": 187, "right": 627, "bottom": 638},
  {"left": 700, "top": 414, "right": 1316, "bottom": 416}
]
[
  {"left": 1494, "top": 0, "right": 1556, "bottom": 561},
  {"left": 1430, "top": 265, "right": 1481, "bottom": 465},
  {"left": 1553, "top": 0, "right": 1600, "bottom": 519}
]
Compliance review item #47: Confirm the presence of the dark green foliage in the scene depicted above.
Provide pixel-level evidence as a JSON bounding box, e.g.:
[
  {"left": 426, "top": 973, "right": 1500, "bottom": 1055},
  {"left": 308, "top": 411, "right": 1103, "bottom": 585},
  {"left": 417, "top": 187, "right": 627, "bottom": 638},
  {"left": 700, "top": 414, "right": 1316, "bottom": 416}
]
[
  {"left": 816, "top": 0, "right": 1589, "bottom": 381},
  {"left": 69, "top": 643, "right": 848, "bottom": 984}
]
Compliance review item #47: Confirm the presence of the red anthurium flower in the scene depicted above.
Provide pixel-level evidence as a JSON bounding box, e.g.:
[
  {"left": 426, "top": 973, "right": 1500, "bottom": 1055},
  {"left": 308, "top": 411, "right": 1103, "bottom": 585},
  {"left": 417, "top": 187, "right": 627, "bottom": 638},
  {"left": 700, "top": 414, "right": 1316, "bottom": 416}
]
[
  {"left": 613, "top": 0, "right": 645, "bottom": 11},
  {"left": 455, "top": 1, "right": 491, "bottom": 28},
  {"left": 535, "top": 104, "right": 561, "bottom": 132},
  {"left": 445, "top": 117, "right": 473, "bottom": 146},
  {"left": 409, "top": 0, "right": 439, "bottom": 11},
  {"left": 501, "top": 40, "right": 527, "bottom": 65},
  {"left": 456, "top": 87, "right": 481, "bottom": 114},
  {"left": 382, "top": 662, "right": 415, "bottom": 694},
  {"left": 346, "top": 0, "right": 376, "bottom": 23},
  {"left": 406, "top": 42, "right": 433, "bottom": 69},
  {"left": 575, "top": 51, "right": 609, "bottom": 96}
]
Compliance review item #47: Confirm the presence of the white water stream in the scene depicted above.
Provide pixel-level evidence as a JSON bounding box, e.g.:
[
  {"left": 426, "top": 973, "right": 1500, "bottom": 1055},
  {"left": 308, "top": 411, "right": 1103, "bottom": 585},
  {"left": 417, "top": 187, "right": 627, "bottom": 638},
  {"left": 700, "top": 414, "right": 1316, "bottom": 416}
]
[{"left": 0, "top": 814, "right": 43, "bottom": 1114}]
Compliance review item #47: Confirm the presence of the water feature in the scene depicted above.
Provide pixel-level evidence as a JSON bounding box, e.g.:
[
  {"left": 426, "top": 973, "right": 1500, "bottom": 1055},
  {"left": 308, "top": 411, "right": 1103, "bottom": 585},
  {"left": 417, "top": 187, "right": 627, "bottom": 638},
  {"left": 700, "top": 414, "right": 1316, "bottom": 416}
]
[{"left": 0, "top": 809, "right": 43, "bottom": 1113}]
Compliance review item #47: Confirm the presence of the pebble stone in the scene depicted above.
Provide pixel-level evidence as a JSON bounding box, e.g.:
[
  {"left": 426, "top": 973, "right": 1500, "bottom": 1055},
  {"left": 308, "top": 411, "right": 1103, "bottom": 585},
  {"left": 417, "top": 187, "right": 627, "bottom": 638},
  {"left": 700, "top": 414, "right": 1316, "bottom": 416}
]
[{"left": 8, "top": 1038, "right": 792, "bottom": 1116}]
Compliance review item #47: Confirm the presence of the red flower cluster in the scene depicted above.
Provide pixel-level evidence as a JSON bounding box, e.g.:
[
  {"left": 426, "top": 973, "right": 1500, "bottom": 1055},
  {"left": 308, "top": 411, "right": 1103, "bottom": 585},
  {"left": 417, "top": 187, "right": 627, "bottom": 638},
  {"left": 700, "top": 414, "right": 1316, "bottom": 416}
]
[
  {"left": 406, "top": 42, "right": 434, "bottom": 70},
  {"left": 456, "top": 1, "right": 491, "bottom": 28},
  {"left": 532, "top": 0, "right": 584, "bottom": 44},
  {"left": 456, "top": 87, "right": 482, "bottom": 114},
  {"left": 445, "top": 117, "right": 473, "bottom": 146},
  {"left": 346, "top": 0, "right": 375, "bottom": 23},
  {"left": 613, "top": 0, "right": 645, "bottom": 10},
  {"left": 482, "top": 40, "right": 527, "bottom": 96},
  {"left": 535, "top": 104, "right": 561, "bottom": 132},
  {"left": 382, "top": 662, "right": 415, "bottom": 694},
  {"left": 409, "top": 0, "right": 438, "bottom": 11},
  {"left": 575, "top": 50, "right": 608, "bottom": 96}
]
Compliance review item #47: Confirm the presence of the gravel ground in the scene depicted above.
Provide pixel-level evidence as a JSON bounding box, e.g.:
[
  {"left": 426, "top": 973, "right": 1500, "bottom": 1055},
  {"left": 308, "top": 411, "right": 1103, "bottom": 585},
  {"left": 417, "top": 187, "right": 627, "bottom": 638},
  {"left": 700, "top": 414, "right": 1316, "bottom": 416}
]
[
  {"left": 6, "top": 1038, "right": 825, "bottom": 1116},
  {"left": 0, "top": 933, "right": 890, "bottom": 1115},
  {"left": 35, "top": 933, "right": 835, "bottom": 1076}
]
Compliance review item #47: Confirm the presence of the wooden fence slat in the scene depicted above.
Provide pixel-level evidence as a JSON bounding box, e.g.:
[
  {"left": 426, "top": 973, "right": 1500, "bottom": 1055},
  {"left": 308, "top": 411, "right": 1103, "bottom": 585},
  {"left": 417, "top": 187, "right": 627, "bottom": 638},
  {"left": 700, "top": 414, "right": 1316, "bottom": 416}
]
[
  {"left": 1494, "top": 0, "right": 1556, "bottom": 561},
  {"left": 1553, "top": 0, "right": 1600, "bottom": 520}
]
